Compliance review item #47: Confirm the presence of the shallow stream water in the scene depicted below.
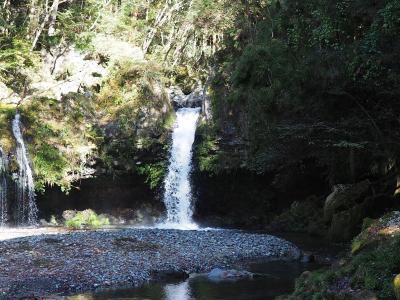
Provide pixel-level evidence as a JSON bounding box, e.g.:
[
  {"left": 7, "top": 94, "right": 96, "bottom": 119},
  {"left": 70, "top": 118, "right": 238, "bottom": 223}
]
[{"left": 67, "top": 260, "right": 322, "bottom": 300}]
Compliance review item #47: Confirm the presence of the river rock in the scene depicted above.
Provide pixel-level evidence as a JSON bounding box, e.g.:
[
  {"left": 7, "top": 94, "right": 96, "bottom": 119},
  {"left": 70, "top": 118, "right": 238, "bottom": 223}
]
[{"left": 0, "top": 229, "right": 299, "bottom": 298}]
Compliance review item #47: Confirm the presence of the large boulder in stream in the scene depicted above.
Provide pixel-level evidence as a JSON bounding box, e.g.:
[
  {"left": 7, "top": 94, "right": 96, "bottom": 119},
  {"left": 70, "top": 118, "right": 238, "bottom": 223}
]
[{"left": 207, "top": 268, "right": 254, "bottom": 281}]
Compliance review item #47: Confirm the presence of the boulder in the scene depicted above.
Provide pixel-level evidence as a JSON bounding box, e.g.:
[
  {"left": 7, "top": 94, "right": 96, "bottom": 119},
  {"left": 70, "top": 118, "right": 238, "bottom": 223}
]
[{"left": 168, "top": 86, "right": 204, "bottom": 109}]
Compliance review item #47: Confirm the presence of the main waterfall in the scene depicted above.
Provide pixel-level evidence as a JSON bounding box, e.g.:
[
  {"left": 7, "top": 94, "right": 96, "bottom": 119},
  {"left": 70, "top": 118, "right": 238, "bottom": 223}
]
[
  {"left": 12, "top": 113, "right": 38, "bottom": 225},
  {"left": 0, "top": 147, "right": 8, "bottom": 226},
  {"left": 161, "top": 107, "right": 201, "bottom": 230}
]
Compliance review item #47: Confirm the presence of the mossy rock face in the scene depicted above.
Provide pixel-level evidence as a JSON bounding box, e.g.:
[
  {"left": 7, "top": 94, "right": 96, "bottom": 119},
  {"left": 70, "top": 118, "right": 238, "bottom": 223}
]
[
  {"left": 328, "top": 204, "right": 367, "bottom": 242},
  {"left": 324, "top": 180, "right": 370, "bottom": 222},
  {"left": 0, "top": 103, "right": 17, "bottom": 153},
  {"left": 267, "top": 197, "right": 326, "bottom": 236},
  {"left": 283, "top": 211, "right": 400, "bottom": 299}
]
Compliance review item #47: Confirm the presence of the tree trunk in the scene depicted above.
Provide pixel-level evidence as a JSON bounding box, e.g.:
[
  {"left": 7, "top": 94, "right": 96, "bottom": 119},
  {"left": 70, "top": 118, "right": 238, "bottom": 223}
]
[{"left": 48, "top": 0, "right": 60, "bottom": 36}]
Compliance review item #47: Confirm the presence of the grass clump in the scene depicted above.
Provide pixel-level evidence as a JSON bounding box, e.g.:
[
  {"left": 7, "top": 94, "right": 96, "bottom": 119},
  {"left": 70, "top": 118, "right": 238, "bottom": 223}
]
[{"left": 65, "top": 209, "right": 110, "bottom": 229}]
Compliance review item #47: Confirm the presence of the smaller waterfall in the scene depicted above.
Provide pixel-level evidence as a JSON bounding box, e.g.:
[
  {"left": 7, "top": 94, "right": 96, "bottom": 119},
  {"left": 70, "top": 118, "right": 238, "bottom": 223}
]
[
  {"left": 0, "top": 147, "right": 8, "bottom": 226},
  {"left": 162, "top": 107, "right": 201, "bottom": 229},
  {"left": 12, "top": 113, "right": 38, "bottom": 225}
]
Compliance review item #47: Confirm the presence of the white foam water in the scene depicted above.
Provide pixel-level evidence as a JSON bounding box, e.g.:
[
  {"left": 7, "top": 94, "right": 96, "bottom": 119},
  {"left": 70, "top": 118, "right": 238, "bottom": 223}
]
[
  {"left": 0, "top": 147, "right": 8, "bottom": 226},
  {"left": 12, "top": 113, "right": 38, "bottom": 225},
  {"left": 161, "top": 107, "right": 201, "bottom": 230}
]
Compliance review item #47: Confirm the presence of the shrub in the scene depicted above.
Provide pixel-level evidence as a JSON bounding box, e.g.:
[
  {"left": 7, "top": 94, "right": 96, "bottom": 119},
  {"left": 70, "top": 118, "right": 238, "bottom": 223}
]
[{"left": 65, "top": 209, "right": 110, "bottom": 229}]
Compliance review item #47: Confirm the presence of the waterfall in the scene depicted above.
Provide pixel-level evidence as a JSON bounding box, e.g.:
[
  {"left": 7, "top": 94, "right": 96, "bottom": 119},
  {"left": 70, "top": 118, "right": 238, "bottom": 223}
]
[
  {"left": 12, "top": 113, "right": 38, "bottom": 225},
  {"left": 0, "top": 147, "right": 8, "bottom": 226},
  {"left": 162, "top": 107, "right": 201, "bottom": 229}
]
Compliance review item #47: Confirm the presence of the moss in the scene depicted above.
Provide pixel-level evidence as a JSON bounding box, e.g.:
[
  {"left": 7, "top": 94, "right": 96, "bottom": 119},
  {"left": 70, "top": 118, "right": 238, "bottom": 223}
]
[
  {"left": 284, "top": 212, "right": 400, "bottom": 299},
  {"left": 350, "top": 234, "right": 400, "bottom": 298},
  {"left": 32, "top": 143, "right": 68, "bottom": 193},
  {"left": 0, "top": 103, "right": 17, "bottom": 153},
  {"left": 194, "top": 123, "right": 222, "bottom": 173},
  {"left": 281, "top": 269, "right": 337, "bottom": 300},
  {"left": 19, "top": 96, "right": 97, "bottom": 192},
  {"left": 65, "top": 209, "right": 110, "bottom": 229},
  {"left": 394, "top": 274, "right": 400, "bottom": 300}
]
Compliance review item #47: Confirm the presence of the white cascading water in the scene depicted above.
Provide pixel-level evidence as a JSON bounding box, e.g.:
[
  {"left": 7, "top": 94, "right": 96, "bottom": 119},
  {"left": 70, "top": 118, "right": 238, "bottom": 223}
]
[
  {"left": 161, "top": 107, "right": 201, "bottom": 230},
  {"left": 12, "top": 113, "right": 38, "bottom": 225},
  {"left": 0, "top": 147, "right": 8, "bottom": 226}
]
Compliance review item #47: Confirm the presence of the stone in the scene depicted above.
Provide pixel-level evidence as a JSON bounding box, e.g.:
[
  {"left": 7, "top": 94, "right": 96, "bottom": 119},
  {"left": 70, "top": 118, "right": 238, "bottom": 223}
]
[{"left": 301, "top": 252, "right": 315, "bottom": 263}]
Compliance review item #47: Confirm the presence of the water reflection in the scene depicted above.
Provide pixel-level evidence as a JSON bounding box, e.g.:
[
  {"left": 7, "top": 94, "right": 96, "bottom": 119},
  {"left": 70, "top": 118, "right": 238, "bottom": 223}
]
[
  {"left": 164, "top": 281, "right": 192, "bottom": 300},
  {"left": 68, "top": 260, "right": 323, "bottom": 300}
]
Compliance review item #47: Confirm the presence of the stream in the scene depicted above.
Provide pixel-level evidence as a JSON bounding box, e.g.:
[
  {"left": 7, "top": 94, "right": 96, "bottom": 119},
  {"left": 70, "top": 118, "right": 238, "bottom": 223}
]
[{"left": 68, "top": 259, "right": 323, "bottom": 300}]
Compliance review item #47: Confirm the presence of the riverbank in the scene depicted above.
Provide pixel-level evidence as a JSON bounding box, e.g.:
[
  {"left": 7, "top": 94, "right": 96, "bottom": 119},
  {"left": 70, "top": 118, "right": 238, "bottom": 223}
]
[{"left": 0, "top": 228, "right": 300, "bottom": 299}]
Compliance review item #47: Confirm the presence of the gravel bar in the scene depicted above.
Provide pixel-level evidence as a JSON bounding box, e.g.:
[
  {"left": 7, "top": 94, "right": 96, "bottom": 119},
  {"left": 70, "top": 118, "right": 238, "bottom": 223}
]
[{"left": 0, "top": 228, "right": 301, "bottom": 299}]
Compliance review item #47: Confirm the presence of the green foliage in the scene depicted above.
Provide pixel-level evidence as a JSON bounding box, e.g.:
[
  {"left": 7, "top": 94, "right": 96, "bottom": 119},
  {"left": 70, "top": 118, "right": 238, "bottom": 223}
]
[
  {"left": 0, "top": 39, "right": 40, "bottom": 92},
  {"left": 19, "top": 96, "right": 97, "bottom": 192},
  {"left": 209, "top": 0, "right": 400, "bottom": 181},
  {"left": 65, "top": 210, "right": 110, "bottom": 229},
  {"left": 96, "top": 60, "right": 172, "bottom": 173},
  {"left": 32, "top": 143, "right": 68, "bottom": 193},
  {"left": 137, "top": 162, "right": 166, "bottom": 189},
  {"left": 195, "top": 130, "right": 221, "bottom": 173}
]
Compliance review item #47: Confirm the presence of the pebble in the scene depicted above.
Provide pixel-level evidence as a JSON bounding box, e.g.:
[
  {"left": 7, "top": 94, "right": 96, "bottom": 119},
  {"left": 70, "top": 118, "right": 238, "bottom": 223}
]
[{"left": 0, "top": 228, "right": 300, "bottom": 298}]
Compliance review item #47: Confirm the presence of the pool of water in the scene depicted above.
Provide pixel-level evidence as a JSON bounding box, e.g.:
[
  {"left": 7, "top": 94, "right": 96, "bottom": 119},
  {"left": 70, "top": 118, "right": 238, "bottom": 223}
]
[{"left": 67, "top": 260, "right": 323, "bottom": 300}]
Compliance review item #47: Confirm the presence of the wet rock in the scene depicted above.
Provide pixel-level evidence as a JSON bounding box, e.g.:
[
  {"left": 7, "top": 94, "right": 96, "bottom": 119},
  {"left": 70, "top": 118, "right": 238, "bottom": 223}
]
[
  {"left": 300, "top": 252, "right": 315, "bottom": 263},
  {"left": 168, "top": 86, "right": 203, "bottom": 109}
]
